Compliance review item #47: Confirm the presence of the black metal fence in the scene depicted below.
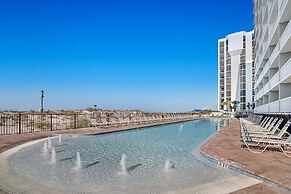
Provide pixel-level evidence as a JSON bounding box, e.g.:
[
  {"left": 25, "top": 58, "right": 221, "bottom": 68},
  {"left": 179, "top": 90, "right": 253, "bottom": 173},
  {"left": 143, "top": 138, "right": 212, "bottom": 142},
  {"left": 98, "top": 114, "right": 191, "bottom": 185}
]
[
  {"left": 0, "top": 113, "right": 87, "bottom": 135},
  {"left": 0, "top": 112, "right": 198, "bottom": 135}
]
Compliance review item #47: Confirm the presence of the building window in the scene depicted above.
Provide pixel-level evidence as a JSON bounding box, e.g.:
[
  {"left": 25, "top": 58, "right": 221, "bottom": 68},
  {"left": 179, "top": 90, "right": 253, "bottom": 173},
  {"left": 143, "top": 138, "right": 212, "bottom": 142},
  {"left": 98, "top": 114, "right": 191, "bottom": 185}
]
[
  {"left": 219, "top": 53, "right": 224, "bottom": 60},
  {"left": 226, "top": 78, "right": 231, "bottom": 84},
  {"left": 226, "top": 59, "right": 231, "bottom": 64},
  {"left": 226, "top": 85, "right": 231, "bottom": 90},
  {"left": 220, "top": 48, "right": 224, "bottom": 53},
  {"left": 220, "top": 41, "right": 224, "bottom": 47},
  {"left": 240, "top": 56, "right": 246, "bottom": 63},
  {"left": 226, "top": 65, "right": 231, "bottom": 72}
]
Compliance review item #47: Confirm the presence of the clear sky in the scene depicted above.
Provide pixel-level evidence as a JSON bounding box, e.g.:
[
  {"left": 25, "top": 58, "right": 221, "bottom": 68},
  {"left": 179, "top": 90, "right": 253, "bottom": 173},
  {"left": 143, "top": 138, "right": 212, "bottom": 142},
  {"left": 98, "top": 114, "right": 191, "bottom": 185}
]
[{"left": 0, "top": 0, "right": 254, "bottom": 112}]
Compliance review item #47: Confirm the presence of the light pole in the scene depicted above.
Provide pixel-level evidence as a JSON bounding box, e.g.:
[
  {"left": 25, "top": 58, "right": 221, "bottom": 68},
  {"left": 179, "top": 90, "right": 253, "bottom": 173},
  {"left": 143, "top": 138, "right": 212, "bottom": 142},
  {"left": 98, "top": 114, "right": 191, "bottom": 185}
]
[{"left": 40, "top": 90, "right": 44, "bottom": 112}]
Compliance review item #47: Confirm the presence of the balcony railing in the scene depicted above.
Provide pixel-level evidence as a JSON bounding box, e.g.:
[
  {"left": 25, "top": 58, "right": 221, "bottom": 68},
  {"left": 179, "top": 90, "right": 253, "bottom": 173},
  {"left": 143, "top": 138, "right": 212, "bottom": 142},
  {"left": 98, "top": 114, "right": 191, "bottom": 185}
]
[
  {"left": 269, "top": 100, "right": 280, "bottom": 113},
  {"left": 280, "top": 96, "right": 291, "bottom": 113}
]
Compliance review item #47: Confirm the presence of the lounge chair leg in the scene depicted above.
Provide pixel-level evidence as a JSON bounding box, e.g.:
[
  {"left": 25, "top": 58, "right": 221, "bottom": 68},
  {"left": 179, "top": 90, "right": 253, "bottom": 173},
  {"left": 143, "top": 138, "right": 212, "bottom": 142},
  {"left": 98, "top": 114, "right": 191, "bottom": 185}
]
[
  {"left": 243, "top": 140, "right": 271, "bottom": 154},
  {"left": 278, "top": 146, "right": 291, "bottom": 158}
]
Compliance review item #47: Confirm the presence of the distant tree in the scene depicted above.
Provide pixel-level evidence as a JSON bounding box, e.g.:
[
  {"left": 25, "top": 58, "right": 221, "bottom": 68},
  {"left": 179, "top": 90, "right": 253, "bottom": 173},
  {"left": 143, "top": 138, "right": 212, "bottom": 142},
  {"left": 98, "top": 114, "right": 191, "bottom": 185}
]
[{"left": 201, "top": 109, "right": 213, "bottom": 115}]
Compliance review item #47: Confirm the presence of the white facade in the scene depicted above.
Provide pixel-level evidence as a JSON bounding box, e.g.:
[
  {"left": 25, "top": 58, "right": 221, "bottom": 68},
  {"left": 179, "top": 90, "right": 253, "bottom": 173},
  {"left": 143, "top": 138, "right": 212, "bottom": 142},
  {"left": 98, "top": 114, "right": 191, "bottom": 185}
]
[
  {"left": 254, "top": 0, "right": 291, "bottom": 114},
  {"left": 218, "top": 31, "right": 255, "bottom": 112}
]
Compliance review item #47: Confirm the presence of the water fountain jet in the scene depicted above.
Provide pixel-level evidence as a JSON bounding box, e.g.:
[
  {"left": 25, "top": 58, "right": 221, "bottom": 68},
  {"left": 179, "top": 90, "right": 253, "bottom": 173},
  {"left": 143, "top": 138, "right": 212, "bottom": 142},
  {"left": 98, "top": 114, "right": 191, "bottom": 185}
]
[
  {"left": 48, "top": 137, "right": 52, "bottom": 149},
  {"left": 50, "top": 147, "right": 56, "bottom": 164},
  {"left": 58, "top": 134, "right": 62, "bottom": 145},
  {"left": 119, "top": 154, "right": 128, "bottom": 176},
  {"left": 42, "top": 142, "right": 48, "bottom": 157},
  {"left": 178, "top": 124, "right": 184, "bottom": 133},
  {"left": 165, "top": 160, "right": 173, "bottom": 172},
  {"left": 73, "top": 152, "right": 82, "bottom": 171}
]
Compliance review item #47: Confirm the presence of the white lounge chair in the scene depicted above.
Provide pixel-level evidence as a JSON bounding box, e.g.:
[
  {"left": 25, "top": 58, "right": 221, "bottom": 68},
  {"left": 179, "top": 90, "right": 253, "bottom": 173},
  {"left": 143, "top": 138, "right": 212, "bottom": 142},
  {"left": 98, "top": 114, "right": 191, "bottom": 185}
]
[
  {"left": 241, "top": 119, "right": 291, "bottom": 157},
  {"left": 248, "top": 118, "right": 281, "bottom": 134}
]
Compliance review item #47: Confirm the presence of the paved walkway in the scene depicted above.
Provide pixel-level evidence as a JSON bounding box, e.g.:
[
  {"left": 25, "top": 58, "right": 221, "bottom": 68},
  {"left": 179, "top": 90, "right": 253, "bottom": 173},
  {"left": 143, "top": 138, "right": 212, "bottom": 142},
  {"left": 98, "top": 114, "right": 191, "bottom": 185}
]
[
  {"left": 230, "top": 183, "right": 290, "bottom": 194},
  {"left": 201, "top": 118, "right": 291, "bottom": 193}
]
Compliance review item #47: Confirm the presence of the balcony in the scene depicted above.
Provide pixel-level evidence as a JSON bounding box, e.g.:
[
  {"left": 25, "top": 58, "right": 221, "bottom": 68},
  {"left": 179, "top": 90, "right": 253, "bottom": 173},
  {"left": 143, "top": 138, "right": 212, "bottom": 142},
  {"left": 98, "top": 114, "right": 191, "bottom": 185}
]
[
  {"left": 256, "top": 96, "right": 291, "bottom": 114},
  {"left": 269, "top": 100, "right": 279, "bottom": 113},
  {"left": 280, "top": 96, "right": 291, "bottom": 113},
  {"left": 262, "top": 82, "right": 270, "bottom": 95},
  {"left": 256, "top": 0, "right": 289, "bottom": 67},
  {"left": 269, "top": 71, "right": 279, "bottom": 90},
  {"left": 256, "top": 87, "right": 264, "bottom": 100},
  {"left": 254, "top": 104, "right": 263, "bottom": 113},
  {"left": 255, "top": 60, "right": 270, "bottom": 88},
  {"left": 255, "top": 53, "right": 291, "bottom": 99},
  {"left": 281, "top": 58, "right": 291, "bottom": 82}
]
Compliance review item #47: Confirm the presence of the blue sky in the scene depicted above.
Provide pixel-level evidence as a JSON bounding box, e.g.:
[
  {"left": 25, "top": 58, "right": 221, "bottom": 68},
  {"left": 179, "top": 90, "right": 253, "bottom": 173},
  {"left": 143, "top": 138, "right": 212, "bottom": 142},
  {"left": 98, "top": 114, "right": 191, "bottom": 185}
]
[{"left": 0, "top": 0, "right": 254, "bottom": 112}]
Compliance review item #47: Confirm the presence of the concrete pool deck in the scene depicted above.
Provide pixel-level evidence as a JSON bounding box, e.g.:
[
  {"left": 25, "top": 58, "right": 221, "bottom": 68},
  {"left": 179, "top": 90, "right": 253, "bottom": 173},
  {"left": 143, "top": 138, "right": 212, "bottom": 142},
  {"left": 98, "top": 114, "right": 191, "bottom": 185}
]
[
  {"left": 201, "top": 118, "right": 291, "bottom": 193},
  {"left": 0, "top": 118, "right": 289, "bottom": 193}
]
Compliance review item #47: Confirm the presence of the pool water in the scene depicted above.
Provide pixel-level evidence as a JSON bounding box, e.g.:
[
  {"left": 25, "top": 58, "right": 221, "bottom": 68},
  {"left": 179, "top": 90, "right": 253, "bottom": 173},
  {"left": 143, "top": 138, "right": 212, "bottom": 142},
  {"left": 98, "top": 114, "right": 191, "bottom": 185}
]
[{"left": 10, "top": 119, "right": 234, "bottom": 193}]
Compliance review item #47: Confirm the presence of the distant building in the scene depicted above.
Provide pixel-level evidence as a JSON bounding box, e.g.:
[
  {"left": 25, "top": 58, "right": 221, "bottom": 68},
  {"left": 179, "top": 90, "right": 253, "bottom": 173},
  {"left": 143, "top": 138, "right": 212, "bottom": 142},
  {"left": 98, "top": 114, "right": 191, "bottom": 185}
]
[
  {"left": 218, "top": 31, "right": 255, "bottom": 112},
  {"left": 254, "top": 0, "right": 291, "bottom": 114}
]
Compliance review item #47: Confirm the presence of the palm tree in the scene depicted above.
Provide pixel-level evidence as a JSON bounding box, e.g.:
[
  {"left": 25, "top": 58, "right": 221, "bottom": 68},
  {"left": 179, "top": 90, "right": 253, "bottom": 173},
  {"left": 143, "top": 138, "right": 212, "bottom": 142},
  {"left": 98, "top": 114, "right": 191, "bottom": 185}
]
[
  {"left": 221, "top": 100, "right": 232, "bottom": 112},
  {"left": 231, "top": 101, "right": 240, "bottom": 112},
  {"left": 247, "top": 102, "right": 252, "bottom": 112}
]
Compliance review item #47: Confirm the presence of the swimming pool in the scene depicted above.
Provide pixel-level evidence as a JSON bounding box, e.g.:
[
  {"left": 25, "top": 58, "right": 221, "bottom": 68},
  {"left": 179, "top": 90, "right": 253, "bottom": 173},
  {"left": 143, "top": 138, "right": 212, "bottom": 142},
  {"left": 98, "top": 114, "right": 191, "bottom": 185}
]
[{"left": 9, "top": 119, "right": 235, "bottom": 193}]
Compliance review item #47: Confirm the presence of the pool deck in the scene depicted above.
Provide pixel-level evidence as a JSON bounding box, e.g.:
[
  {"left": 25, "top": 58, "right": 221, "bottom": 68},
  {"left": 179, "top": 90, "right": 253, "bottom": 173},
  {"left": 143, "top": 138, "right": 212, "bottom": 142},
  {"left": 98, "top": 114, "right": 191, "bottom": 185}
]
[{"left": 201, "top": 118, "right": 291, "bottom": 194}]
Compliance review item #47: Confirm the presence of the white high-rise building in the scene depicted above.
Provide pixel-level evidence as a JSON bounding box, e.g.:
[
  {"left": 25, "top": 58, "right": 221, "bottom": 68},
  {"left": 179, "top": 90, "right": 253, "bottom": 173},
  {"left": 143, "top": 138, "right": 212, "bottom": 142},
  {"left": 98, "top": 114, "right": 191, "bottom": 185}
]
[
  {"left": 254, "top": 0, "right": 291, "bottom": 114},
  {"left": 218, "top": 31, "right": 255, "bottom": 112}
]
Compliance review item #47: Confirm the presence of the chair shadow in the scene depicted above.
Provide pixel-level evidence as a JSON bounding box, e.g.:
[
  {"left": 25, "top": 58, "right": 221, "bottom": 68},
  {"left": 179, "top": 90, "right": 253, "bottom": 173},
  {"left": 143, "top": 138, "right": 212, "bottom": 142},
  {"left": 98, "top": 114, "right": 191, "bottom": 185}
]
[
  {"left": 84, "top": 161, "right": 101, "bottom": 169},
  {"left": 59, "top": 157, "right": 75, "bottom": 162},
  {"left": 56, "top": 150, "right": 66, "bottom": 154},
  {"left": 127, "top": 164, "right": 142, "bottom": 173},
  {"left": 54, "top": 144, "right": 66, "bottom": 147}
]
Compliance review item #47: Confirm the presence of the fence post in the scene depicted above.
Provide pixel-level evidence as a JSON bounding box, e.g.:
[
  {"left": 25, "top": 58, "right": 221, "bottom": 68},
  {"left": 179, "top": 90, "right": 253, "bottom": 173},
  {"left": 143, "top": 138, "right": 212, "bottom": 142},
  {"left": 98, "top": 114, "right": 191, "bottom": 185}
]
[
  {"left": 51, "top": 113, "right": 53, "bottom": 131},
  {"left": 18, "top": 113, "right": 21, "bottom": 134},
  {"left": 74, "top": 113, "right": 77, "bottom": 129}
]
